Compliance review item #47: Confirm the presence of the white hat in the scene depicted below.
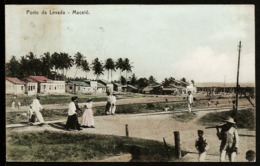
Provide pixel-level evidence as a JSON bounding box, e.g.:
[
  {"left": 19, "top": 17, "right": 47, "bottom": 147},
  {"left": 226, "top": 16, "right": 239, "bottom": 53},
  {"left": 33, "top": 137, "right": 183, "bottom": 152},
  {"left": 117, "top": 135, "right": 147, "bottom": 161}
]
[{"left": 224, "top": 117, "right": 236, "bottom": 124}]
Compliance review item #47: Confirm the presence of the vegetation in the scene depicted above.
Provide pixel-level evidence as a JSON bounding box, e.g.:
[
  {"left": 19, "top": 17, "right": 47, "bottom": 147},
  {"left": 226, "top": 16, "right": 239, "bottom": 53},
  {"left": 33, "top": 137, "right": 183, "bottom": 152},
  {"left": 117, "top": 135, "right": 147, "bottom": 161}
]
[
  {"left": 6, "top": 131, "right": 175, "bottom": 162},
  {"left": 197, "top": 108, "right": 255, "bottom": 130},
  {"left": 173, "top": 112, "right": 197, "bottom": 122}
]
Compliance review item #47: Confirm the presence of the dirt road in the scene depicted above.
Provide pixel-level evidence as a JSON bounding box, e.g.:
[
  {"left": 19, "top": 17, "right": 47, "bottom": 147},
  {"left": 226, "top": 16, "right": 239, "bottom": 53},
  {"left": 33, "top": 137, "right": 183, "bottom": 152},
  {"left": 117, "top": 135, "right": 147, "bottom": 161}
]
[{"left": 7, "top": 108, "right": 255, "bottom": 162}]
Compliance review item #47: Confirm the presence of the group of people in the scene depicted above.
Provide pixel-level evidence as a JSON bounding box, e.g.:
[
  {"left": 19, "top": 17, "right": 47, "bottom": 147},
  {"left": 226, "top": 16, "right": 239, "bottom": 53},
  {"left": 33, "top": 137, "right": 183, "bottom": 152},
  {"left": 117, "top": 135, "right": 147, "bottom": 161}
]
[
  {"left": 11, "top": 100, "right": 21, "bottom": 111},
  {"left": 65, "top": 96, "right": 95, "bottom": 131},
  {"left": 195, "top": 117, "right": 255, "bottom": 162}
]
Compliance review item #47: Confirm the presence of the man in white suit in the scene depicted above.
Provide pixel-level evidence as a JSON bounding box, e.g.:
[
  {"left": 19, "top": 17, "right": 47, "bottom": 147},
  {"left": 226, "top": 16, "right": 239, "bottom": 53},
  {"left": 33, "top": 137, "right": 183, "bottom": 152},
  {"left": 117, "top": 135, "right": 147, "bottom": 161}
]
[
  {"left": 32, "top": 95, "right": 45, "bottom": 125},
  {"left": 187, "top": 91, "right": 193, "bottom": 113}
]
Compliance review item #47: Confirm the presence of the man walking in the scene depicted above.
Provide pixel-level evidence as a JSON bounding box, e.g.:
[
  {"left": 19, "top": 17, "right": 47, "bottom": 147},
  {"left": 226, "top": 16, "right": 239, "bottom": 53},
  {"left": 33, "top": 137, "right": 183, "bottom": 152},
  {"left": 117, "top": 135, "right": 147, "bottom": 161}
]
[
  {"left": 111, "top": 93, "right": 117, "bottom": 115},
  {"left": 32, "top": 95, "right": 45, "bottom": 126},
  {"left": 187, "top": 91, "right": 193, "bottom": 113},
  {"left": 216, "top": 117, "right": 239, "bottom": 162}
]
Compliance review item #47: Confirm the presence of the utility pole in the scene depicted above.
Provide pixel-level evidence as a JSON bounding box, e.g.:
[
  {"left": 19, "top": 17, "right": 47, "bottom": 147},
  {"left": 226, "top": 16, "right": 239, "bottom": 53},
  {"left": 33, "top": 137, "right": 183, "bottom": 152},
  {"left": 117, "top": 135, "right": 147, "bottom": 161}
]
[
  {"left": 224, "top": 75, "right": 226, "bottom": 93},
  {"left": 235, "top": 41, "right": 242, "bottom": 117}
]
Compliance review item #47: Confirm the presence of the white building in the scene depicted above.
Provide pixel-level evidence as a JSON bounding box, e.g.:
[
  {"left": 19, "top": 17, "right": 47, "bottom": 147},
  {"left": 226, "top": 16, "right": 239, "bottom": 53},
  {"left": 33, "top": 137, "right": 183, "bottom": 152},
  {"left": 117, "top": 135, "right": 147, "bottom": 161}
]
[
  {"left": 24, "top": 78, "right": 38, "bottom": 96},
  {"left": 6, "top": 77, "right": 25, "bottom": 95},
  {"left": 28, "top": 76, "right": 65, "bottom": 94}
]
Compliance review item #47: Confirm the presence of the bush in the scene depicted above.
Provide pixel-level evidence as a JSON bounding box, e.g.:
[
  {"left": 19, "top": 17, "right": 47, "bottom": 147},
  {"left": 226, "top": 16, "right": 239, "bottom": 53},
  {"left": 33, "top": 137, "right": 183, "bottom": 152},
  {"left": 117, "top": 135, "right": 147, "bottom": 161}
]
[{"left": 197, "top": 108, "right": 255, "bottom": 130}]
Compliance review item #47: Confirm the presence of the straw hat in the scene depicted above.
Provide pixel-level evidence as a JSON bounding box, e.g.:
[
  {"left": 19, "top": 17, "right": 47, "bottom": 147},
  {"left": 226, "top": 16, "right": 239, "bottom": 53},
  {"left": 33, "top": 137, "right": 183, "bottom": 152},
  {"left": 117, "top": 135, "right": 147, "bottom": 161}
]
[{"left": 224, "top": 117, "right": 236, "bottom": 124}]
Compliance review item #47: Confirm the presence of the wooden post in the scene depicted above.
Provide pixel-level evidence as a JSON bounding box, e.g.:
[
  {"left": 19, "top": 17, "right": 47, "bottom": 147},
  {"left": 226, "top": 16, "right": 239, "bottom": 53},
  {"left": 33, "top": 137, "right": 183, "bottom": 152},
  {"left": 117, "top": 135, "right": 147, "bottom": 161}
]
[
  {"left": 125, "top": 124, "right": 129, "bottom": 137},
  {"left": 173, "top": 131, "right": 181, "bottom": 159}
]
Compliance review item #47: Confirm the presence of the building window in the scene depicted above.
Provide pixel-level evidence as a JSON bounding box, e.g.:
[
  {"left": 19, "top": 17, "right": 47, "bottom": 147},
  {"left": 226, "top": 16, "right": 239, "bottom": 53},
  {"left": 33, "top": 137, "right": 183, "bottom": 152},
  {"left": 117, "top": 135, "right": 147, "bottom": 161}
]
[
  {"left": 21, "top": 86, "right": 23, "bottom": 90},
  {"left": 55, "top": 86, "right": 56, "bottom": 90}
]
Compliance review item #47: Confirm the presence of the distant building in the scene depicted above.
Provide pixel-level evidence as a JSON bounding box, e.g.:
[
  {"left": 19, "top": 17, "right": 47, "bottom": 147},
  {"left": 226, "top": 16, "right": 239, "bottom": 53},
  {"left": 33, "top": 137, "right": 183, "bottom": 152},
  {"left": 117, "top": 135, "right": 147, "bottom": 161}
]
[
  {"left": 23, "top": 77, "right": 38, "bottom": 96},
  {"left": 98, "top": 80, "right": 114, "bottom": 93},
  {"left": 66, "top": 80, "right": 92, "bottom": 94},
  {"left": 122, "top": 84, "right": 138, "bottom": 93},
  {"left": 6, "top": 77, "right": 25, "bottom": 95},
  {"left": 113, "top": 82, "right": 124, "bottom": 92},
  {"left": 28, "top": 76, "right": 65, "bottom": 94}
]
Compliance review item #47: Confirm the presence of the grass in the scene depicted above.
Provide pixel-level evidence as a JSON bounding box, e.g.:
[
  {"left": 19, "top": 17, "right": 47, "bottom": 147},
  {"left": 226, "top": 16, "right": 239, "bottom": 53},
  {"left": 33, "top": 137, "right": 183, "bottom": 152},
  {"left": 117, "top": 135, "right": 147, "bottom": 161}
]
[
  {"left": 6, "top": 130, "right": 176, "bottom": 162},
  {"left": 197, "top": 108, "right": 255, "bottom": 130},
  {"left": 172, "top": 112, "right": 197, "bottom": 122}
]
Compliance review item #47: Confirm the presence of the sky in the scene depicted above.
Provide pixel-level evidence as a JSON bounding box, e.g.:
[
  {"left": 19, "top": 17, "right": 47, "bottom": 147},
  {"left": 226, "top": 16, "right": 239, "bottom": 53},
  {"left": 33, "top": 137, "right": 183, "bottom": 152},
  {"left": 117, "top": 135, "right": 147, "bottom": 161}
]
[{"left": 5, "top": 5, "right": 255, "bottom": 84}]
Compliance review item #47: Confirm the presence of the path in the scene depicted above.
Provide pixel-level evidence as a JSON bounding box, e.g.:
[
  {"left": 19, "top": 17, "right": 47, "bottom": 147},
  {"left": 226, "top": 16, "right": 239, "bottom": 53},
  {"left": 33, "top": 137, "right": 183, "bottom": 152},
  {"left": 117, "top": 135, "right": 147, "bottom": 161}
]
[{"left": 6, "top": 106, "right": 255, "bottom": 162}]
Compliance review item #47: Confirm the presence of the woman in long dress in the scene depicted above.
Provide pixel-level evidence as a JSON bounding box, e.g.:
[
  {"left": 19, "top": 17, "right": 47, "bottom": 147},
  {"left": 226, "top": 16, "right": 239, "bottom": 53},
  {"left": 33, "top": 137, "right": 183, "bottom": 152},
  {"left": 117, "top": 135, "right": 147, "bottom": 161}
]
[
  {"left": 65, "top": 96, "right": 82, "bottom": 131},
  {"left": 81, "top": 99, "right": 95, "bottom": 128}
]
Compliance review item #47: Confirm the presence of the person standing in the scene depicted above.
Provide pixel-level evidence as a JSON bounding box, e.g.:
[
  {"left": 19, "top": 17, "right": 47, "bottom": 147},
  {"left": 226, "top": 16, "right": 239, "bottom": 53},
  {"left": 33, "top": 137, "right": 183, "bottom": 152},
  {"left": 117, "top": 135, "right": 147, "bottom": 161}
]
[
  {"left": 81, "top": 98, "right": 95, "bottom": 128},
  {"left": 11, "top": 100, "right": 16, "bottom": 111},
  {"left": 105, "top": 91, "right": 112, "bottom": 115},
  {"left": 187, "top": 91, "right": 193, "bottom": 113},
  {"left": 17, "top": 101, "right": 21, "bottom": 110},
  {"left": 195, "top": 130, "right": 209, "bottom": 162},
  {"left": 65, "top": 96, "right": 82, "bottom": 131},
  {"left": 32, "top": 95, "right": 45, "bottom": 125},
  {"left": 111, "top": 93, "right": 117, "bottom": 115},
  {"left": 216, "top": 117, "right": 239, "bottom": 162}
]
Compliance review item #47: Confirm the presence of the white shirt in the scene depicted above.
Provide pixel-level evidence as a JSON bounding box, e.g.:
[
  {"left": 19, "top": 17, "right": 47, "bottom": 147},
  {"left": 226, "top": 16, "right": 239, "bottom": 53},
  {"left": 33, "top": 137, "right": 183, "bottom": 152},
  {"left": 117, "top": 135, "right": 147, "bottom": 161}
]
[
  {"left": 32, "top": 99, "right": 43, "bottom": 112},
  {"left": 68, "top": 101, "right": 77, "bottom": 116},
  {"left": 188, "top": 94, "right": 193, "bottom": 104},
  {"left": 111, "top": 96, "right": 116, "bottom": 105}
]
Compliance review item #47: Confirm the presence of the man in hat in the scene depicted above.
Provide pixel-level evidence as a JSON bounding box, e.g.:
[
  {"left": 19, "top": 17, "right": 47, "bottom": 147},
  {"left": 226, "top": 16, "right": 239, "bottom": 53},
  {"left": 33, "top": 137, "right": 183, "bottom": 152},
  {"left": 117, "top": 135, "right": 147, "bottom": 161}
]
[
  {"left": 65, "top": 96, "right": 82, "bottom": 131},
  {"left": 187, "top": 91, "right": 193, "bottom": 113},
  {"left": 216, "top": 117, "right": 239, "bottom": 162},
  {"left": 31, "top": 95, "right": 45, "bottom": 126}
]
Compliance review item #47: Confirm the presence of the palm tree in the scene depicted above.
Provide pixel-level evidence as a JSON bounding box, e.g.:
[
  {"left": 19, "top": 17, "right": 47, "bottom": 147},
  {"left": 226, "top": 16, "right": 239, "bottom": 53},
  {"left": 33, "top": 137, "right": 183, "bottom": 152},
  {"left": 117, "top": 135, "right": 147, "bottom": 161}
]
[
  {"left": 130, "top": 73, "right": 137, "bottom": 86},
  {"left": 40, "top": 52, "right": 53, "bottom": 78},
  {"left": 104, "top": 58, "right": 116, "bottom": 82},
  {"left": 62, "top": 53, "right": 74, "bottom": 80},
  {"left": 81, "top": 59, "right": 90, "bottom": 79},
  {"left": 122, "top": 58, "right": 133, "bottom": 80},
  {"left": 51, "top": 52, "right": 61, "bottom": 80},
  {"left": 116, "top": 58, "right": 124, "bottom": 80},
  {"left": 26, "top": 52, "right": 41, "bottom": 76},
  {"left": 19, "top": 56, "right": 30, "bottom": 77},
  {"left": 74, "top": 52, "right": 85, "bottom": 78},
  {"left": 92, "top": 58, "right": 104, "bottom": 80}
]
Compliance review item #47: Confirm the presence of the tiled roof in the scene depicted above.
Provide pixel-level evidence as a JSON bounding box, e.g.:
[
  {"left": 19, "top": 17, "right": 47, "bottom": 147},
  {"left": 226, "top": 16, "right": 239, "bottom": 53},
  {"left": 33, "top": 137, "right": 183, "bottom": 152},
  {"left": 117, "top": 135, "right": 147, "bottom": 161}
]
[
  {"left": 97, "top": 83, "right": 106, "bottom": 88},
  {"left": 23, "top": 78, "right": 37, "bottom": 83},
  {"left": 28, "top": 76, "right": 50, "bottom": 83},
  {"left": 6, "top": 77, "right": 25, "bottom": 84},
  {"left": 67, "top": 81, "right": 90, "bottom": 87},
  {"left": 127, "top": 85, "right": 138, "bottom": 89}
]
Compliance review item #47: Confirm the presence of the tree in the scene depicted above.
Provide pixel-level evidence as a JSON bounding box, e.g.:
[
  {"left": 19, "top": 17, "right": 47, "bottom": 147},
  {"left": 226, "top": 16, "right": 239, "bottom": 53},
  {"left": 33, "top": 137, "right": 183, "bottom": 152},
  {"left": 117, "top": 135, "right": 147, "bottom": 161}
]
[
  {"left": 62, "top": 53, "right": 74, "bottom": 80},
  {"left": 130, "top": 73, "right": 138, "bottom": 85},
  {"left": 116, "top": 58, "right": 124, "bottom": 78},
  {"left": 40, "top": 52, "right": 53, "bottom": 78},
  {"left": 120, "top": 76, "right": 127, "bottom": 85},
  {"left": 92, "top": 58, "right": 104, "bottom": 80},
  {"left": 136, "top": 77, "right": 149, "bottom": 89},
  {"left": 74, "top": 52, "right": 85, "bottom": 78},
  {"left": 6, "top": 56, "right": 21, "bottom": 77},
  {"left": 51, "top": 52, "right": 61, "bottom": 80},
  {"left": 122, "top": 58, "right": 133, "bottom": 79},
  {"left": 81, "top": 59, "right": 90, "bottom": 79},
  {"left": 26, "top": 52, "right": 42, "bottom": 76},
  {"left": 104, "top": 58, "right": 116, "bottom": 82},
  {"left": 162, "top": 77, "right": 175, "bottom": 87},
  {"left": 148, "top": 75, "right": 157, "bottom": 85},
  {"left": 191, "top": 80, "right": 195, "bottom": 85},
  {"left": 181, "top": 77, "right": 187, "bottom": 83}
]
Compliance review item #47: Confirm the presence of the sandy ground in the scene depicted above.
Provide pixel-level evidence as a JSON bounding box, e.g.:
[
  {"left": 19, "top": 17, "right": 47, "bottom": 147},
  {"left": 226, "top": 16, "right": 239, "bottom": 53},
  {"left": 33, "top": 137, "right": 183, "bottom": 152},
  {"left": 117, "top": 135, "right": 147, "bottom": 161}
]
[{"left": 7, "top": 107, "right": 255, "bottom": 162}]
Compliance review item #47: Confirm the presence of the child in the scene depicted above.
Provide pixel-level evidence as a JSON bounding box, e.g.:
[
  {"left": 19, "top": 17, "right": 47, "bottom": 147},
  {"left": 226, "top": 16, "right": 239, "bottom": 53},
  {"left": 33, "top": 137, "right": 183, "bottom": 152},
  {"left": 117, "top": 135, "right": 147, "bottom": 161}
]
[
  {"left": 11, "top": 100, "right": 15, "bottom": 111},
  {"left": 245, "top": 150, "right": 255, "bottom": 162},
  {"left": 195, "top": 130, "right": 209, "bottom": 162},
  {"left": 81, "top": 99, "right": 95, "bottom": 128},
  {"left": 17, "top": 101, "right": 21, "bottom": 110}
]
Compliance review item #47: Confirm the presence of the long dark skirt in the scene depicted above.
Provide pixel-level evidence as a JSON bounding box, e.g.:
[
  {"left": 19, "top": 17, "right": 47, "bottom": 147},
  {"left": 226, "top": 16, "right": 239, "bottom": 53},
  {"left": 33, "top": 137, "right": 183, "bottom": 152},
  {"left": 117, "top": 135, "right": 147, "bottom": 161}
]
[
  {"left": 65, "top": 114, "right": 81, "bottom": 130},
  {"left": 105, "top": 102, "right": 111, "bottom": 113}
]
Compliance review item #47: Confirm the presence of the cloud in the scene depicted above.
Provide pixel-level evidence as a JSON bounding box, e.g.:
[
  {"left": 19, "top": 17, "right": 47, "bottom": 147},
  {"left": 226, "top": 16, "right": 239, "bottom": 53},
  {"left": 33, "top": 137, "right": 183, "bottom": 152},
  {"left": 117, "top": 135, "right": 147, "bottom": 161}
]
[{"left": 171, "top": 46, "right": 245, "bottom": 83}]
